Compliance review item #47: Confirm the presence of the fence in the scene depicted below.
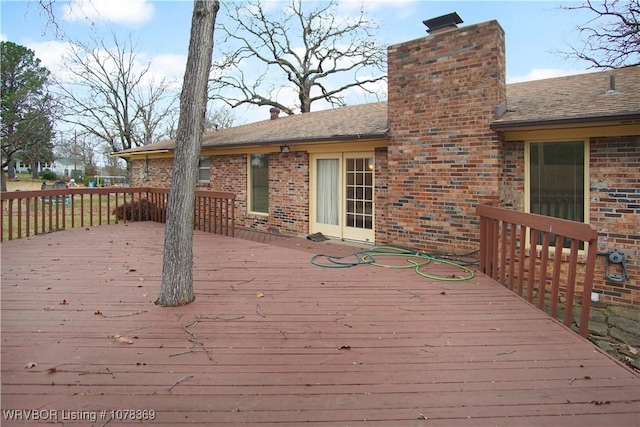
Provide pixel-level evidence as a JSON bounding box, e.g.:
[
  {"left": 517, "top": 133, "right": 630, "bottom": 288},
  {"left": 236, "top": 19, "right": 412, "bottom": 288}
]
[
  {"left": 477, "top": 204, "right": 598, "bottom": 338},
  {"left": 1, "top": 187, "right": 235, "bottom": 242}
]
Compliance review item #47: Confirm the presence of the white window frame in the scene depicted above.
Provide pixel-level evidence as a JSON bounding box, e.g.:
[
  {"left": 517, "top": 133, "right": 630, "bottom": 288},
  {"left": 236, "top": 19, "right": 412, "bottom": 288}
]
[{"left": 198, "top": 156, "right": 211, "bottom": 183}]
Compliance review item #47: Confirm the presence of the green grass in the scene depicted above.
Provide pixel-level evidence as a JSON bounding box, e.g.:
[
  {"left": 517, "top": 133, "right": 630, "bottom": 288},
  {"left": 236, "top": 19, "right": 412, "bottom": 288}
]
[{"left": 2, "top": 193, "right": 129, "bottom": 241}]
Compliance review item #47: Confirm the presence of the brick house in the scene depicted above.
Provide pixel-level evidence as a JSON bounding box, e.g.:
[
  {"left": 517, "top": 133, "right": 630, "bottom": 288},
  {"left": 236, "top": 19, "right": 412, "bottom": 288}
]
[{"left": 118, "top": 17, "right": 639, "bottom": 305}]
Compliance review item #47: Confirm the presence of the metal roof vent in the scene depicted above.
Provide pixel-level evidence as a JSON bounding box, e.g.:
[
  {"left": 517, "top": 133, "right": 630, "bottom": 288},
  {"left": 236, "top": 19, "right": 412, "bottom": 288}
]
[
  {"left": 607, "top": 75, "right": 620, "bottom": 94},
  {"left": 423, "top": 12, "right": 463, "bottom": 34}
]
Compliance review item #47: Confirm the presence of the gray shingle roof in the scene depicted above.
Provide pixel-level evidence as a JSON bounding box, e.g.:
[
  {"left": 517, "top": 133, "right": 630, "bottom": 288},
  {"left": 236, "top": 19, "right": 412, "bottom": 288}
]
[
  {"left": 202, "top": 101, "right": 388, "bottom": 147},
  {"left": 120, "top": 101, "right": 388, "bottom": 154},
  {"left": 118, "top": 68, "right": 639, "bottom": 156},
  {"left": 493, "top": 66, "right": 640, "bottom": 128}
]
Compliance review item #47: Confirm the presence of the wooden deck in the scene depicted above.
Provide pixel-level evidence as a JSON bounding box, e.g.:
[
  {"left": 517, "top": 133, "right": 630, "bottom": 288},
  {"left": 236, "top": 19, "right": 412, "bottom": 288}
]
[{"left": 1, "top": 222, "right": 638, "bottom": 426}]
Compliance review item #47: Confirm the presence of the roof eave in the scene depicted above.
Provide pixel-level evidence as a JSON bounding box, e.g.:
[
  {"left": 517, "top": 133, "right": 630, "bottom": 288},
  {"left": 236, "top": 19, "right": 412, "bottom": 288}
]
[
  {"left": 114, "top": 149, "right": 171, "bottom": 158},
  {"left": 115, "top": 131, "right": 389, "bottom": 157},
  {"left": 201, "top": 131, "right": 389, "bottom": 150},
  {"left": 490, "top": 112, "right": 640, "bottom": 131}
]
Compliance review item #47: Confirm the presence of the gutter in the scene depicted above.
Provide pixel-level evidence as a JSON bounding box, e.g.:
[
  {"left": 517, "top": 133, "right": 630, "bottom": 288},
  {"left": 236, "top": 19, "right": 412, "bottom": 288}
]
[
  {"left": 113, "top": 149, "right": 171, "bottom": 158},
  {"left": 202, "top": 131, "right": 389, "bottom": 150},
  {"left": 114, "top": 131, "right": 389, "bottom": 157},
  {"left": 490, "top": 112, "right": 640, "bottom": 131}
]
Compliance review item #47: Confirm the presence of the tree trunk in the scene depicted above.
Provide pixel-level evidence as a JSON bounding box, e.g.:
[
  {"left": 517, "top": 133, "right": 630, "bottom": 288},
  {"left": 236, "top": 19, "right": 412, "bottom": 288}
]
[
  {"left": 7, "top": 159, "right": 16, "bottom": 180},
  {"left": 30, "top": 160, "right": 39, "bottom": 179},
  {"left": 156, "top": 0, "right": 219, "bottom": 307}
]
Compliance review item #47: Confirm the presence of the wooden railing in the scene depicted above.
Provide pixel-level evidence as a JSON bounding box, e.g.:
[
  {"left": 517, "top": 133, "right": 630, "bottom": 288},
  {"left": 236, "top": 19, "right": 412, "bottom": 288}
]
[
  {"left": 1, "top": 187, "right": 235, "bottom": 242},
  {"left": 477, "top": 204, "right": 598, "bottom": 338}
]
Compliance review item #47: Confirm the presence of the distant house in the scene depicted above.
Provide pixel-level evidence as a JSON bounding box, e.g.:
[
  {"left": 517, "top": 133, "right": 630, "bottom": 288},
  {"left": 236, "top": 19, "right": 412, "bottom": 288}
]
[
  {"left": 10, "top": 160, "right": 51, "bottom": 174},
  {"left": 49, "top": 158, "right": 85, "bottom": 178},
  {"left": 117, "top": 17, "right": 639, "bottom": 305}
]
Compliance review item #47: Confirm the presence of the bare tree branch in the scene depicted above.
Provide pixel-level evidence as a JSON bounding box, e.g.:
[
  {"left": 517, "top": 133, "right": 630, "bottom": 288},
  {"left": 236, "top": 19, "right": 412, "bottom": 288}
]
[
  {"left": 133, "top": 77, "right": 179, "bottom": 144},
  {"left": 54, "top": 33, "right": 180, "bottom": 172},
  {"left": 210, "top": 0, "right": 386, "bottom": 114},
  {"left": 560, "top": 0, "right": 640, "bottom": 68}
]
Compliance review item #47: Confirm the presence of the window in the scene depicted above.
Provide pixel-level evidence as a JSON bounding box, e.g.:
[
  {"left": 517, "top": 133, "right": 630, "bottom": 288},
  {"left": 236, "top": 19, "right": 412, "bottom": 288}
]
[
  {"left": 198, "top": 156, "right": 210, "bottom": 183},
  {"left": 528, "top": 140, "right": 587, "bottom": 247},
  {"left": 249, "top": 154, "right": 269, "bottom": 214}
]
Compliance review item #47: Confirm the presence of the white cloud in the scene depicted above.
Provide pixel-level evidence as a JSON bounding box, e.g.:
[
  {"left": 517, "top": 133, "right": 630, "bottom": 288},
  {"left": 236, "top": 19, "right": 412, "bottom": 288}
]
[
  {"left": 25, "top": 40, "right": 72, "bottom": 75},
  {"left": 146, "top": 53, "right": 187, "bottom": 89},
  {"left": 149, "top": 54, "right": 187, "bottom": 79},
  {"left": 507, "top": 68, "right": 590, "bottom": 84},
  {"left": 63, "top": 0, "right": 155, "bottom": 25},
  {"left": 360, "top": 0, "right": 421, "bottom": 21},
  {"left": 0, "top": 33, "right": 7, "bottom": 42}
]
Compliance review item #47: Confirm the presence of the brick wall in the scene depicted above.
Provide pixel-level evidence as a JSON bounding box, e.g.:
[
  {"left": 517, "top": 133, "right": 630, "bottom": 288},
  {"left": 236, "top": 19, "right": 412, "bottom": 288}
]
[
  {"left": 590, "top": 135, "right": 639, "bottom": 304},
  {"left": 386, "top": 20, "right": 506, "bottom": 253},
  {"left": 210, "top": 151, "right": 310, "bottom": 235},
  {"left": 137, "top": 152, "right": 311, "bottom": 236},
  {"left": 500, "top": 140, "right": 525, "bottom": 210},
  {"left": 497, "top": 135, "right": 640, "bottom": 305},
  {"left": 131, "top": 158, "right": 173, "bottom": 188},
  {"left": 374, "top": 147, "right": 390, "bottom": 243},
  {"left": 268, "top": 151, "right": 310, "bottom": 236}
]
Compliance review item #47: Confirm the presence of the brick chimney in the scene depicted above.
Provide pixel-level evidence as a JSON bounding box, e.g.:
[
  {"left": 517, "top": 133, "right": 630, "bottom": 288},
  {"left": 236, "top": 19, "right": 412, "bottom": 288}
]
[
  {"left": 270, "top": 107, "right": 280, "bottom": 120},
  {"left": 384, "top": 15, "right": 506, "bottom": 253}
]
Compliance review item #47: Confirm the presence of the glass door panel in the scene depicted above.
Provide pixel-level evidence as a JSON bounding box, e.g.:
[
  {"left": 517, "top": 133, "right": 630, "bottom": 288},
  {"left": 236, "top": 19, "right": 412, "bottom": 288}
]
[
  {"left": 316, "top": 158, "right": 339, "bottom": 225},
  {"left": 344, "top": 154, "right": 374, "bottom": 242},
  {"left": 310, "top": 155, "right": 342, "bottom": 238}
]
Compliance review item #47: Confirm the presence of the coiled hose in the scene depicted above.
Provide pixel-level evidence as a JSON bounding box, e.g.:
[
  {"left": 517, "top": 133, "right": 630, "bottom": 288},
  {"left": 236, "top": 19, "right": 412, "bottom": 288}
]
[{"left": 310, "top": 244, "right": 477, "bottom": 281}]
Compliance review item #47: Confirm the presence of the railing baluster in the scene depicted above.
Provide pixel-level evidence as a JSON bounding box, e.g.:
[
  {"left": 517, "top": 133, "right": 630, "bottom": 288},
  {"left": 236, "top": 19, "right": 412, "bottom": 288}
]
[
  {"left": 2, "top": 187, "right": 236, "bottom": 243},
  {"left": 48, "top": 196, "right": 53, "bottom": 232},
  {"left": 79, "top": 194, "right": 84, "bottom": 227},
  {"left": 507, "top": 223, "right": 517, "bottom": 291},
  {"left": 538, "top": 231, "right": 551, "bottom": 310},
  {"left": 563, "top": 239, "right": 580, "bottom": 328},
  {"left": 579, "top": 239, "right": 597, "bottom": 338},
  {"left": 526, "top": 228, "right": 538, "bottom": 303},
  {"left": 516, "top": 225, "right": 526, "bottom": 298},
  {"left": 17, "top": 198, "right": 23, "bottom": 239},
  {"left": 40, "top": 196, "right": 45, "bottom": 235},
  {"left": 550, "top": 235, "right": 565, "bottom": 318},
  {"left": 477, "top": 204, "right": 598, "bottom": 339},
  {"left": 499, "top": 221, "right": 507, "bottom": 286},
  {"left": 8, "top": 199, "right": 14, "bottom": 241},
  {"left": 70, "top": 194, "right": 75, "bottom": 228},
  {"left": 25, "top": 198, "right": 31, "bottom": 237}
]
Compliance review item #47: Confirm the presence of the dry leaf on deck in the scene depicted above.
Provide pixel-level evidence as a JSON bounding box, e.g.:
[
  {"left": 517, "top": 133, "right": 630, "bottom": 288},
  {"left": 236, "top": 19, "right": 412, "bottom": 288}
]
[{"left": 113, "top": 334, "right": 135, "bottom": 344}]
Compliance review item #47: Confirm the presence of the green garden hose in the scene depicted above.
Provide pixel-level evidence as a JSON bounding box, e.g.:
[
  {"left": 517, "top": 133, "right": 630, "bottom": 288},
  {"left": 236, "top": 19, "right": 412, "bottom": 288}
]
[{"left": 310, "top": 244, "right": 476, "bottom": 281}]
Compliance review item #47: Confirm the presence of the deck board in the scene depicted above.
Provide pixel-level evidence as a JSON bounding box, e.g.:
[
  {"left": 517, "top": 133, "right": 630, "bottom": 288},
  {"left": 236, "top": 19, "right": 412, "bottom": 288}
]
[{"left": 1, "top": 222, "right": 638, "bottom": 426}]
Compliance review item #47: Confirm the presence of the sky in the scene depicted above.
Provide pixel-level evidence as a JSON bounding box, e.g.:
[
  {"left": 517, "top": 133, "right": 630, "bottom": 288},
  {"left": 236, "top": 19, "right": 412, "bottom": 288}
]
[{"left": 0, "top": 0, "right": 597, "bottom": 129}]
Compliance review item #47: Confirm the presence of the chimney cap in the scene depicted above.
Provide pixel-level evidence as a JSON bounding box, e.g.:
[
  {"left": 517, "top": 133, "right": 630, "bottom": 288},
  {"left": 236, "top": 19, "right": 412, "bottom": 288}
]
[{"left": 423, "top": 12, "right": 463, "bottom": 33}]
